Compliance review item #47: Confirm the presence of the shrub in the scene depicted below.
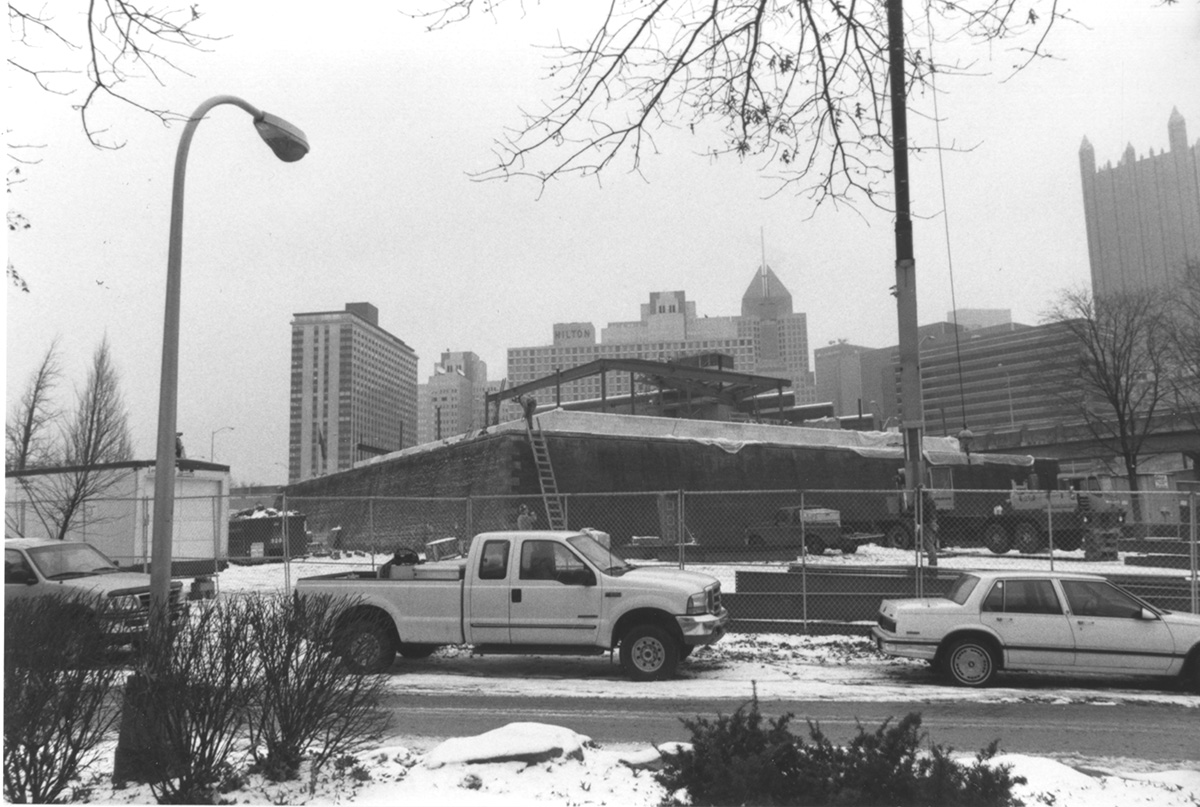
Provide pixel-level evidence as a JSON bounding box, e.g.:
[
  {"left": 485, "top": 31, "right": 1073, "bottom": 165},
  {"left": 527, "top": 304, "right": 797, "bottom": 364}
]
[
  {"left": 118, "top": 598, "right": 262, "bottom": 804},
  {"left": 244, "top": 593, "right": 389, "bottom": 783},
  {"left": 3, "top": 593, "right": 123, "bottom": 804},
  {"left": 658, "top": 692, "right": 1026, "bottom": 806}
]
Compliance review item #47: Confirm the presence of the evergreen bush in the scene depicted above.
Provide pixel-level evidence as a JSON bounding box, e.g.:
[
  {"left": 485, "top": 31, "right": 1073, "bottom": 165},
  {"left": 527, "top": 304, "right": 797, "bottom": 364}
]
[{"left": 658, "top": 692, "right": 1026, "bottom": 806}]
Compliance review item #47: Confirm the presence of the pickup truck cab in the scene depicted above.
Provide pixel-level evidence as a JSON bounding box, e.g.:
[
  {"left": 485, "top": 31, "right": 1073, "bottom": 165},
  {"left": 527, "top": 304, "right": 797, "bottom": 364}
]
[
  {"left": 294, "top": 529, "right": 729, "bottom": 681},
  {"left": 4, "top": 538, "right": 185, "bottom": 647}
]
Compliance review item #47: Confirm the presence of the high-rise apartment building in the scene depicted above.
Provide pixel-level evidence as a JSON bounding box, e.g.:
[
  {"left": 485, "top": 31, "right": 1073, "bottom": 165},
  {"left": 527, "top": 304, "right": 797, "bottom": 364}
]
[
  {"left": 288, "top": 303, "right": 418, "bottom": 482},
  {"left": 1079, "top": 108, "right": 1200, "bottom": 296},
  {"left": 417, "top": 351, "right": 489, "bottom": 444},
  {"left": 505, "top": 265, "right": 814, "bottom": 405}
]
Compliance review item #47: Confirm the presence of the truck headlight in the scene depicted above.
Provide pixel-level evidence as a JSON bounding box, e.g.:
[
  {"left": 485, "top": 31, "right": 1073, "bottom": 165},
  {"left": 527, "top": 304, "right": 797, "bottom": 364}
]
[{"left": 686, "top": 591, "right": 708, "bottom": 615}]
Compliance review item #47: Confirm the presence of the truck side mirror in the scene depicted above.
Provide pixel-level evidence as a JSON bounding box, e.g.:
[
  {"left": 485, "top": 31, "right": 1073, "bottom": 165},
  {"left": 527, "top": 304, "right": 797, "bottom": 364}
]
[{"left": 559, "top": 568, "right": 596, "bottom": 587}]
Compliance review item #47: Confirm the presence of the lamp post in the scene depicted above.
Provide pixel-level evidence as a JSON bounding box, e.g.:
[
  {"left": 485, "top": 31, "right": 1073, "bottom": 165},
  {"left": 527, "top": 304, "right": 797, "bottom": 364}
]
[
  {"left": 150, "top": 96, "right": 308, "bottom": 627},
  {"left": 210, "top": 425, "right": 234, "bottom": 462}
]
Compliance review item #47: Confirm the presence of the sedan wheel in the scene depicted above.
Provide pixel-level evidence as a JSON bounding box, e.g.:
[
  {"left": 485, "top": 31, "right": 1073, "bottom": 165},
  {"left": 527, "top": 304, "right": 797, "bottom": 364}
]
[{"left": 943, "top": 638, "right": 997, "bottom": 687}]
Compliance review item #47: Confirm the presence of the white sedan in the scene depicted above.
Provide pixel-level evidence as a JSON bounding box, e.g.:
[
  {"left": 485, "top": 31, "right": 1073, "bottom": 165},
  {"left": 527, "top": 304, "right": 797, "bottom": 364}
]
[{"left": 872, "top": 570, "right": 1200, "bottom": 690}]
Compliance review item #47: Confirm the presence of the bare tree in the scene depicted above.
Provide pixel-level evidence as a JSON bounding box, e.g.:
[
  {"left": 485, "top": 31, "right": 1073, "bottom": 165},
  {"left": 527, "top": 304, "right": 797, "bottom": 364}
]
[
  {"left": 8, "top": 1, "right": 218, "bottom": 150},
  {"left": 5, "top": 337, "right": 62, "bottom": 470},
  {"left": 416, "top": 0, "right": 1078, "bottom": 201},
  {"left": 15, "top": 336, "right": 135, "bottom": 541},
  {"left": 1167, "top": 259, "right": 1200, "bottom": 427},
  {"left": 1042, "top": 286, "right": 1175, "bottom": 517}
]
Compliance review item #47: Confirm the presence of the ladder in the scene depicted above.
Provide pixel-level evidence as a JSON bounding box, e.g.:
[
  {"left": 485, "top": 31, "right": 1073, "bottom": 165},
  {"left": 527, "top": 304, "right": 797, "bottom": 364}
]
[{"left": 527, "top": 423, "right": 567, "bottom": 530}]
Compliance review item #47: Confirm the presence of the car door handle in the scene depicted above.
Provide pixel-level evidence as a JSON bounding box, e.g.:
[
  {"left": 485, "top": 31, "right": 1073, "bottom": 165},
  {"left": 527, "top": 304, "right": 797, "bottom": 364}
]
[{"left": 511, "top": 589, "right": 522, "bottom": 603}]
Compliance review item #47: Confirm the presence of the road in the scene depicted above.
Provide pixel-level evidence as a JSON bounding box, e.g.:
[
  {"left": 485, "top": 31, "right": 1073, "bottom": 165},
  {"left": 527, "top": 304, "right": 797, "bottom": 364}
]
[{"left": 381, "top": 693, "right": 1200, "bottom": 761}]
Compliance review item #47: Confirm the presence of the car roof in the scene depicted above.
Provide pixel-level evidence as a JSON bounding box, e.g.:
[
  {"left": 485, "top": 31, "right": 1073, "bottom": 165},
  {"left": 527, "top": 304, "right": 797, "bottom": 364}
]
[
  {"left": 4, "top": 538, "right": 89, "bottom": 551},
  {"left": 956, "top": 569, "right": 1107, "bottom": 582}
]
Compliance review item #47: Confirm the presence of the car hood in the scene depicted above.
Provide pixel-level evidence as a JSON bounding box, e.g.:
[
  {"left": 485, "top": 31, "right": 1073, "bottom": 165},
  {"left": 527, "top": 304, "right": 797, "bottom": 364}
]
[
  {"left": 48, "top": 571, "right": 156, "bottom": 596},
  {"left": 616, "top": 566, "right": 719, "bottom": 593},
  {"left": 1161, "top": 610, "right": 1200, "bottom": 630}
]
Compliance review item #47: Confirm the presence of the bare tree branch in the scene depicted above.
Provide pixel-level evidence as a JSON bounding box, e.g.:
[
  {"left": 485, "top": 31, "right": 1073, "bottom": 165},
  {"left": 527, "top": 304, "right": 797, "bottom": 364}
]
[
  {"left": 11, "top": 336, "right": 135, "bottom": 541},
  {"left": 8, "top": 0, "right": 221, "bottom": 149},
  {"left": 1041, "top": 285, "right": 1175, "bottom": 515},
  {"left": 411, "top": 0, "right": 1073, "bottom": 204},
  {"left": 5, "top": 338, "right": 63, "bottom": 471}
]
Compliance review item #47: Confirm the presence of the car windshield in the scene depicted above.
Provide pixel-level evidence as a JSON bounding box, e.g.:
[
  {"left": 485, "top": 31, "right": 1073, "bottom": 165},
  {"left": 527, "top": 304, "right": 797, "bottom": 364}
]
[
  {"left": 944, "top": 573, "right": 980, "bottom": 605},
  {"left": 566, "top": 532, "right": 632, "bottom": 576},
  {"left": 26, "top": 543, "right": 120, "bottom": 580}
]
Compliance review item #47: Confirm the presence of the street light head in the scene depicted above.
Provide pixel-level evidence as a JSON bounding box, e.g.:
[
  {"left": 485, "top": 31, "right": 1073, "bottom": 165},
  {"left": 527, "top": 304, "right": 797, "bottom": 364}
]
[{"left": 254, "top": 112, "right": 309, "bottom": 162}]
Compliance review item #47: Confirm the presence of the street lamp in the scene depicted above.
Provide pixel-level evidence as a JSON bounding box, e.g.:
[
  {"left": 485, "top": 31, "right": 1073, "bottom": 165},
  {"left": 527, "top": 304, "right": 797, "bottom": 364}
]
[
  {"left": 210, "top": 425, "right": 234, "bottom": 462},
  {"left": 150, "top": 96, "right": 308, "bottom": 626}
]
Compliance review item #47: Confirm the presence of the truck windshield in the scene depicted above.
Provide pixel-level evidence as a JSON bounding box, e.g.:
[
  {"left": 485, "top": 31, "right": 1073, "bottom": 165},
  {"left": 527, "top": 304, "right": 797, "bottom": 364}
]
[
  {"left": 944, "top": 574, "right": 980, "bottom": 605},
  {"left": 27, "top": 543, "right": 120, "bottom": 580},
  {"left": 566, "top": 533, "right": 632, "bottom": 576}
]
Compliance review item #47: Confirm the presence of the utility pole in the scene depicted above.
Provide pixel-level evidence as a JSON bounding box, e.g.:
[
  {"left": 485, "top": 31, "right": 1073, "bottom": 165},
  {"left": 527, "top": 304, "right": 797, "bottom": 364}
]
[{"left": 888, "top": 0, "right": 924, "bottom": 495}]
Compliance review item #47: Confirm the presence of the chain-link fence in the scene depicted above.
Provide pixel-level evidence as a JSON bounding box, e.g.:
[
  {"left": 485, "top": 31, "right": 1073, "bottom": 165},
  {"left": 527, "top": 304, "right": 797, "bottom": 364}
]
[{"left": 8, "top": 486, "right": 1196, "bottom": 633}]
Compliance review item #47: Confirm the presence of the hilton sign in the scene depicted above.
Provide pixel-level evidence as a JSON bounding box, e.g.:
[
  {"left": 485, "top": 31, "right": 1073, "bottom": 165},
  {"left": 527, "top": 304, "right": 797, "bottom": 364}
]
[{"left": 553, "top": 322, "right": 595, "bottom": 345}]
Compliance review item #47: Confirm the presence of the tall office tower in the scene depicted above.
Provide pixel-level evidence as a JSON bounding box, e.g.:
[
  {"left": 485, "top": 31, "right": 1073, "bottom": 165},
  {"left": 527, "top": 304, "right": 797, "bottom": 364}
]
[
  {"left": 417, "top": 351, "right": 489, "bottom": 444},
  {"left": 740, "top": 264, "right": 814, "bottom": 402},
  {"left": 288, "top": 303, "right": 418, "bottom": 482},
  {"left": 1080, "top": 108, "right": 1200, "bottom": 296},
  {"left": 814, "top": 341, "right": 870, "bottom": 417}
]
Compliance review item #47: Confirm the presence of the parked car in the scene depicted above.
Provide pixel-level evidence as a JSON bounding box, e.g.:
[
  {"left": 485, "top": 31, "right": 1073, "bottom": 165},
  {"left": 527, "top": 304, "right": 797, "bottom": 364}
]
[
  {"left": 872, "top": 569, "right": 1200, "bottom": 691},
  {"left": 4, "top": 538, "right": 186, "bottom": 647},
  {"left": 295, "top": 529, "right": 729, "bottom": 680}
]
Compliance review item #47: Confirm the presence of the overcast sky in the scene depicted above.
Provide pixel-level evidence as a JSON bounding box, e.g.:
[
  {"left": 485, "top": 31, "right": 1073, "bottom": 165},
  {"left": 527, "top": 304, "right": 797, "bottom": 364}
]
[{"left": 6, "top": 2, "right": 1199, "bottom": 485}]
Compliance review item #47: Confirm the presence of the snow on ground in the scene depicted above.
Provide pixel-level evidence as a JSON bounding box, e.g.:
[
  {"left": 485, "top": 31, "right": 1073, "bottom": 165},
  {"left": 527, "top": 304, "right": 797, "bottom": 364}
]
[
  {"left": 81, "top": 555, "right": 1195, "bottom": 805},
  {"left": 72, "top": 724, "right": 1200, "bottom": 806}
]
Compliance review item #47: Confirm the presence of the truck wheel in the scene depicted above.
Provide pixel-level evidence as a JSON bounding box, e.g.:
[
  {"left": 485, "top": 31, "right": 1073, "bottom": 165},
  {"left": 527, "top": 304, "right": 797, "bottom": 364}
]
[
  {"left": 746, "top": 533, "right": 764, "bottom": 549},
  {"left": 982, "top": 522, "right": 1012, "bottom": 554},
  {"left": 620, "top": 624, "right": 679, "bottom": 681},
  {"left": 884, "top": 523, "right": 913, "bottom": 550},
  {"left": 339, "top": 619, "right": 396, "bottom": 674},
  {"left": 1057, "top": 531, "right": 1083, "bottom": 552},
  {"left": 1013, "top": 521, "right": 1045, "bottom": 554},
  {"left": 805, "top": 537, "right": 826, "bottom": 555},
  {"left": 840, "top": 541, "right": 859, "bottom": 554},
  {"left": 398, "top": 643, "right": 438, "bottom": 660},
  {"left": 942, "top": 638, "right": 997, "bottom": 687}
]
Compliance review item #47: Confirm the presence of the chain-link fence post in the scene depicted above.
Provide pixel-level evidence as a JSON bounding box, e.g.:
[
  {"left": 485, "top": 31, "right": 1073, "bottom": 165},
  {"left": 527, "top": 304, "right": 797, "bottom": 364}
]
[
  {"left": 800, "top": 490, "right": 808, "bottom": 632},
  {"left": 282, "top": 492, "right": 291, "bottom": 592},
  {"left": 1047, "top": 493, "right": 1055, "bottom": 573},
  {"left": 466, "top": 496, "right": 473, "bottom": 540},
  {"left": 1191, "top": 491, "right": 1198, "bottom": 615},
  {"left": 676, "top": 489, "right": 685, "bottom": 570}
]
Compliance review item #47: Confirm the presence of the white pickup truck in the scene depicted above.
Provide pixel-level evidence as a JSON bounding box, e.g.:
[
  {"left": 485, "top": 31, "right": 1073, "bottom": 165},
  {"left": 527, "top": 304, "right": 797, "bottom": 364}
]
[
  {"left": 294, "top": 529, "right": 729, "bottom": 680},
  {"left": 4, "top": 537, "right": 186, "bottom": 646}
]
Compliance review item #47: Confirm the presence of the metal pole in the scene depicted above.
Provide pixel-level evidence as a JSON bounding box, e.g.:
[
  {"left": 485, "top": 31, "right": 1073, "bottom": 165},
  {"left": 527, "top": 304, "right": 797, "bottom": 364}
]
[
  {"left": 1047, "top": 493, "right": 1055, "bottom": 572},
  {"left": 282, "top": 492, "right": 291, "bottom": 593},
  {"left": 887, "top": 0, "right": 924, "bottom": 523},
  {"left": 800, "top": 490, "right": 808, "bottom": 632},
  {"left": 1185, "top": 487, "right": 1195, "bottom": 614},
  {"left": 149, "top": 95, "right": 305, "bottom": 629}
]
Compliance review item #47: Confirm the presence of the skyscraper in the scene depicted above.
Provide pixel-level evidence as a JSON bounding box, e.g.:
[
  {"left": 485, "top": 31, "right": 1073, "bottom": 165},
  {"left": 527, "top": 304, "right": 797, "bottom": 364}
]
[
  {"left": 506, "top": 264, "right": 814, "bottom": 405},
  {"left": 417, "top": 351, "right": 489, "bottom": 444},
  {"left": 288, "top": 303, "right": 418, "bottom": 482},
  {"left": 1079, "top": 108, "right": 1200, "bottom": 296}
]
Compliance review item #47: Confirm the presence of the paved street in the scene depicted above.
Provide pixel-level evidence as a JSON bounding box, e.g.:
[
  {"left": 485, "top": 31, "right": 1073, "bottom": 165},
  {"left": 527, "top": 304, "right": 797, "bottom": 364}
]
[{"left": 381, "top": 692, "right": 1200, "bottom": 761}]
